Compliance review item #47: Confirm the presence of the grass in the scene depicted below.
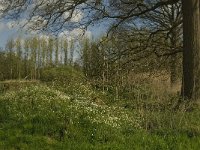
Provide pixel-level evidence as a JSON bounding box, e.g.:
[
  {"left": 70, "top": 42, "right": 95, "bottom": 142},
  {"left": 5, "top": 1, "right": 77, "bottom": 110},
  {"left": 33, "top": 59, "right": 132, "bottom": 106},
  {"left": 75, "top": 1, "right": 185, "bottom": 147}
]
[{"left": 0, "top": 68, "right": 200, "bottom": 149}]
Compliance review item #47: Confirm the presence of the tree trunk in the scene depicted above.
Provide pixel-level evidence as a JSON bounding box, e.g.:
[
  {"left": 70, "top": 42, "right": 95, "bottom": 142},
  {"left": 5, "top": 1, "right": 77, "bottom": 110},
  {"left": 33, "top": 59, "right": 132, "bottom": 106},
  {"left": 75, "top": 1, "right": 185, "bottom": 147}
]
[{"left": 182, "top": 0, "right": 200, "bottom": 100}]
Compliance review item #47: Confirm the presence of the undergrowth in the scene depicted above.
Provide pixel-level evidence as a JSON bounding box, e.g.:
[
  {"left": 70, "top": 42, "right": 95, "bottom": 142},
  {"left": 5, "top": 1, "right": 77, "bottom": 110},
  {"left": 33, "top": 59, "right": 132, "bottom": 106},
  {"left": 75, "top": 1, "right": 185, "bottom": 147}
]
[{"left": 0, "top": 67, "right": 199, "bottom": 149}]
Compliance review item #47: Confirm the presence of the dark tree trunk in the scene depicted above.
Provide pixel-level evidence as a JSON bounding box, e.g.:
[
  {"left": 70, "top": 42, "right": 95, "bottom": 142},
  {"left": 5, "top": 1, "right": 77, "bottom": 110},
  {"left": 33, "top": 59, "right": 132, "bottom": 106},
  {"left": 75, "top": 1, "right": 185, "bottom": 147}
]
[{"left": 182, "top": 0, "right": 200, "bottom": 100}]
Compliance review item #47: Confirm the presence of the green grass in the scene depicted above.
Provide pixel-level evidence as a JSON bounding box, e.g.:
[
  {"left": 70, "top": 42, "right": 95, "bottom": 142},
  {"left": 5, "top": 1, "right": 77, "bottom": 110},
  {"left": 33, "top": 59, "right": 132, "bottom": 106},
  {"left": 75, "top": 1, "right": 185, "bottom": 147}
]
[
  {"left": 0, "top": 124, "right": 200, "bottom": 149},
  {"left": 0, "top": 84, "right": 199, "bottom": 149},
  {"left": 0, "top": 67, "right": 200, "bottom": 149}
]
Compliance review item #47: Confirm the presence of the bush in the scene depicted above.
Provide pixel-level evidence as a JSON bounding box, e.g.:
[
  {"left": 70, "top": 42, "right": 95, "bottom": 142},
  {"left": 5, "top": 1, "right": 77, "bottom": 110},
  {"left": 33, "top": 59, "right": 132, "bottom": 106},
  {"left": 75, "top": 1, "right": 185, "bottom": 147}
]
[{"left": 40, "top": 66, "right": 84, "bottom": 84}]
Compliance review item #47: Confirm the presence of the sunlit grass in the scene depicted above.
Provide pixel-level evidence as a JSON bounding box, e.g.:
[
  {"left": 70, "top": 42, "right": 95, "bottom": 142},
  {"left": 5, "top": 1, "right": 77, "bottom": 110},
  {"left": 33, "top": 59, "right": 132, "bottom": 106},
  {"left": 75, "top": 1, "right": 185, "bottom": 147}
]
[{"left": 0, "top": 76, "right": 200, "bottom": 149}]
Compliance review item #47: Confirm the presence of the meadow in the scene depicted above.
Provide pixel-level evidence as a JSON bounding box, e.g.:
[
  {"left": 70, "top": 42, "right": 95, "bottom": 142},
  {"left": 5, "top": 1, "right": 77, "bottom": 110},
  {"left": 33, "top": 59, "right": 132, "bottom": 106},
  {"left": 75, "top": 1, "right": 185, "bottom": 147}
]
[{"left": 0, "top": 67, "right": 200, "bottom": 150}]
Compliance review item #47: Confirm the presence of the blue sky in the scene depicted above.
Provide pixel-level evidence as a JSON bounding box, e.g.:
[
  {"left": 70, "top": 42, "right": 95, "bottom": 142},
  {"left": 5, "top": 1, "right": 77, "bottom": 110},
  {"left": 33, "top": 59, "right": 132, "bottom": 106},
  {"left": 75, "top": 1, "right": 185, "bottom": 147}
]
[
  {"left": 0, "top": 1, "right": 113, "bottom": 50},
  {"left": 0, "top": 22, "right": 16, "bottom": 48},
  {"left": 0, "top": 20, "right": 108, "bottom": 50},
  {"left": 0, "top": 21, "right": 28, "bottom": 49}
]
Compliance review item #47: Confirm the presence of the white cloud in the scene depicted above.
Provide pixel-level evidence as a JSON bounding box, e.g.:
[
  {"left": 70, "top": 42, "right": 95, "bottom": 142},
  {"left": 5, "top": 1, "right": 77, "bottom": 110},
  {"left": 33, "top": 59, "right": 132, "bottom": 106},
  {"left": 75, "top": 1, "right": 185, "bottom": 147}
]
[
  {"left": 6, "top": 21, "right": 16, "bottom": 29},
  {"left": 64, "top": 9, "right": 83, "bottom": 22},
  {"left": 59, "top": 28, "right": 92, "bottom": 40},
  {"left": 6, "top": 19, "right": 27, "bottom": 29}
]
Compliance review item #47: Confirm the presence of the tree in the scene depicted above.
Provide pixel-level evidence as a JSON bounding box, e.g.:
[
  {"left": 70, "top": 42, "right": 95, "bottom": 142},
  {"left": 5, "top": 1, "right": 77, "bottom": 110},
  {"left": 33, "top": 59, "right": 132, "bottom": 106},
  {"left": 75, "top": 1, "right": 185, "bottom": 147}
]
[
  {"left": 55, "top": 38, "right": 59, "bottom": 66},
  {"left": 63, "top": 39, "right": 68, "bottom": 65},
  {"left": 40, "top": 37, "right": 48, "bottom": 67},
  {"left": 15, "top": 37, "right": 22, "bottom": 79},
  {"left": 182, "top": 0, "right": 200, "bottom": 100},
  {"left": 69, "top": 39, "right": 75, "bottom": 66},
  {"left": 48, "top": 37, "right": 54, "bottom": 66},
  {"left": 6, "top": 38, "right": 14, "bottom": 79},
  {"left": 82, "top": 38, "right": 90, "bottom": 77},
  {"left": 24, "top": 39, "right": 30, "bottom": 78},
  {"left": 142, "top": 1, "right": 182, "bottom": 86},
  {"left": 37, "top": 38, "right": 42, "bottom": 78},
  {"left": 2, "top": 0, "right": 200, "bottom": 100},
  {"left": 0, "top": 52, "right": 10, "bottom": 80},
  {"left": 29, "top": 37, "right": 38, "bottom": 79}
]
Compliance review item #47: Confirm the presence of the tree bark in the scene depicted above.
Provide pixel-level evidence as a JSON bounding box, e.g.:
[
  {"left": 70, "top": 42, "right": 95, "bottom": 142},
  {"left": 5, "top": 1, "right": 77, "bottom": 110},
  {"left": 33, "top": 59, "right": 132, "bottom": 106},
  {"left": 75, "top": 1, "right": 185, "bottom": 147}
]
[{"left": 182, "top": 0, "right": 200, "bottom": 100}]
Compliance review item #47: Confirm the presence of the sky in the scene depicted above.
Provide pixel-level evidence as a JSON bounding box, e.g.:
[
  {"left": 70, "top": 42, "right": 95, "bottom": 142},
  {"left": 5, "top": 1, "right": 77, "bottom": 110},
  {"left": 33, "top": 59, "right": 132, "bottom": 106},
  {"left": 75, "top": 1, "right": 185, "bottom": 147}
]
[
  {"left": 0, "top": 1, "right": 113, "bottom": 50},
  {"left": 0, "top": 22, "right": 16, "bottom": 48},
  {"left": 0, "top": 21, "right": 108, "bottom": 51}
]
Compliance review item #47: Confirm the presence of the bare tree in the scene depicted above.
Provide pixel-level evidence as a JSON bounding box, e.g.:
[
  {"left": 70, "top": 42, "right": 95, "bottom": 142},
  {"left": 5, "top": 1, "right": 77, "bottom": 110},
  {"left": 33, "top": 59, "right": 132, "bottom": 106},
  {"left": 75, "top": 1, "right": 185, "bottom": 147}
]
[
  {"left": 6, "top": 38, "right": 15, "bottom": 79},
  {"left": 142, "top": 1, "right": 182, "bottom": 86},
  {"left": 63, "top": 39, "right": 68, "bottom": 65},
  {"left": 15, "top": 37, "right": 22, "bottom": 79},
  {"left": 55, "top": 38, "right": 59, "bottom": 66},
  {"left": 2, "top": 0, "right": 200, "bottom": 100},
  {"left": 24, "top": 38, "right": 30, "bottom": 78}
]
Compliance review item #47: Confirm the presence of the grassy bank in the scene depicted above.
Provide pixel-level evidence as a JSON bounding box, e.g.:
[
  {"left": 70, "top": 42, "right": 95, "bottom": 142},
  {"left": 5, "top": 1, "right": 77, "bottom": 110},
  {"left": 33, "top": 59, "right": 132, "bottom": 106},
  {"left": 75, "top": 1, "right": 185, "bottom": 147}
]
[{"left": 0, "top": 68, "right": 199, "bottom": 149}]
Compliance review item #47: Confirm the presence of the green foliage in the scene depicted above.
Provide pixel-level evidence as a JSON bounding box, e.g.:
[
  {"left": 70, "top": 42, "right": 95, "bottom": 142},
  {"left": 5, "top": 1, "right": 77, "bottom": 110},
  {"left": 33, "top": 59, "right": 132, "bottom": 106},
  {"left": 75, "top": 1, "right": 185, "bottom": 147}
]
[
  {"left": 0, "top": 68, "right": 200, "bottom": 149},
  {"left": 0, "top": 52, "right": 25, "bottom": 80},
  {"left": 0, "top": 83, "right": 141, "bottom": 149},
  {"left": 0, "top": 80, "right": 200, "bottom": 149},
  {"left": 40, "top": 66, "right": 84, "bottom": 83}
]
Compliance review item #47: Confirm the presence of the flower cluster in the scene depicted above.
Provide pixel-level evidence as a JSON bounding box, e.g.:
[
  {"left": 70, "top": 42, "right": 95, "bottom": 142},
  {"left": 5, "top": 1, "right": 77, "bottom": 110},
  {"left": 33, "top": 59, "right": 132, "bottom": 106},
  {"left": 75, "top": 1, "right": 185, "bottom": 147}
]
[{"left": 0, "top": 84, "right": 141, "bottom": 129}]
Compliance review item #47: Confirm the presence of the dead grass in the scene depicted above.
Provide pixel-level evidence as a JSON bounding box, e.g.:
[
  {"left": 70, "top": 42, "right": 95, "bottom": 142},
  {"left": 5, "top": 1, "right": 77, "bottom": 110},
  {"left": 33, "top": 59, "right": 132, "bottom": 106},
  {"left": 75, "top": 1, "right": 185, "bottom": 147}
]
[{"left": 127, "top": 71, "right": 181, "bottom": 98}]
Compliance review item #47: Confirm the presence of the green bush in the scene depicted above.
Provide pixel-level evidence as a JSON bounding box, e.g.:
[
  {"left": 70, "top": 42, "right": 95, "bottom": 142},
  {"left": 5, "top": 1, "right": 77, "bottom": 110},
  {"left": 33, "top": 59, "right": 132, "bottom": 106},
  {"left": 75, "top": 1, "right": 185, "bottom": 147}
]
[{"left": 40, "top": 66, "right": 84, "bottom": 84}]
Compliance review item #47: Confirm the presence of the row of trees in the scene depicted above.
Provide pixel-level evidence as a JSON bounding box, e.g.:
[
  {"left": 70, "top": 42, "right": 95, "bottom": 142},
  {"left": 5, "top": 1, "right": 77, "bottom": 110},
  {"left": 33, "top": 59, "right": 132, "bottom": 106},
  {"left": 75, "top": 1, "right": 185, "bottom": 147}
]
[
  {"left": 0, "top": 36, "right": 75, "bottom": 80},
  {"left": 0, "top": 26, "right": 182, "bottom": 100},
  {"left": 1, "top": 0, "right": 200, "bottom": 101}
]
